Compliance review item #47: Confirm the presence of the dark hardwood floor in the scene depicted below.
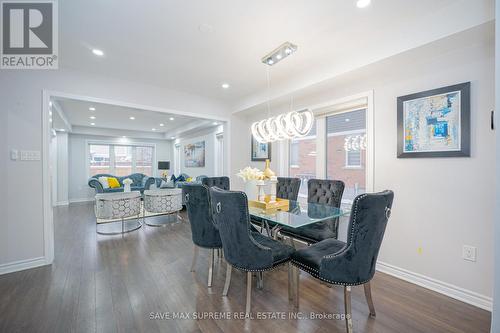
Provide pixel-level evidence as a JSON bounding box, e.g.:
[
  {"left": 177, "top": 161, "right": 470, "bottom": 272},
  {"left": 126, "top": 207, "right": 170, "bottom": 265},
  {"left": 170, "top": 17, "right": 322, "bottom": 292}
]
[{"left": 0, "top": 202, "right": 491, "bottom": 333}]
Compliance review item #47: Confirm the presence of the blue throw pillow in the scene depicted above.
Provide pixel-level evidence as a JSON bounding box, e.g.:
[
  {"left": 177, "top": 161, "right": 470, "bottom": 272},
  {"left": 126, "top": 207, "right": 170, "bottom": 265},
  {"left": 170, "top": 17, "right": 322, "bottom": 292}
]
[
  {"left": 176, "top": 175, "right": 186, "bottom": 182},
  {"left": 170, "top": 174, "right": 176, "bottom": 181}
]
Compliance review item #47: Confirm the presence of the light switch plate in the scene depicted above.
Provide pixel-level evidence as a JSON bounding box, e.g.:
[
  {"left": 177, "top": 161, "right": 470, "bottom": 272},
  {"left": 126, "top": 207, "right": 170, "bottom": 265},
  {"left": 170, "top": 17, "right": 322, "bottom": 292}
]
[
  {"left": 20, "top": 150, "right": 41, "bottom": 161},
  {"left": 10, "top": 149, "right": 18, "bottom": 160}
]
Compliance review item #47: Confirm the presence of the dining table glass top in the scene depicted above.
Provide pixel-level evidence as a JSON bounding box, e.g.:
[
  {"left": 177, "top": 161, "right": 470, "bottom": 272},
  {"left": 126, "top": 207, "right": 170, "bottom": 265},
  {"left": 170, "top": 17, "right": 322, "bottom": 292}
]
[{"left": 248, "top": 200, "right": 350, "bottom": 229}]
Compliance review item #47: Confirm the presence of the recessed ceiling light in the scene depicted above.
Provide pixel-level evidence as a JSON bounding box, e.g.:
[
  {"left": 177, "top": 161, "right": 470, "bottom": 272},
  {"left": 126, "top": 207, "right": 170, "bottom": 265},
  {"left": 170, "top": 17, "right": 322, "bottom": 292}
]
[
  {"left": 49, "top": 111, "right": 52, "bottom": 116},
  {"left": 59, "top": 129, "right": 65, "bottom": 132},
  {"left": 92, "top": 49, "right": 104, "bottom": 56},
  {"left": 90, "top": 123, "right": 96, "bottom": 126},
  {"left": 159, "top": 123, "right": 165, "bottom": 127},
  {"left": 221, "top": 83, "right": 230, "bottom": 89},
  {"left": 90, "top": 116, "right": 96, "bottom": 120},
  {"left": 129, "top": 116, "right": 135, "bottom": 120},
  {"left": 345, "top": 118, "right": 350, "bottom": 122},
  {"left": 49, "top": 118, "right": 52, "bottom": 123},
  {"left": 49, "top": 101, "right": 53, "bottom": 107},
  {"left": 169, "top": 117, "right": 174, "bottom": 121},
  {"left": 171, "top": 136, "right": 175, "bottom": 140},
  {"left": 122, "top": 136, "right": 127, "bottom": 138},
  {"left": 89, "top": 107, "right": 96, "bottom": 111},
  {"left": 356, "top": 0, "right": 371, "bottom": 8},
  {"left": 213, "top": 122, "right": 218, "bottom": 125},
  {"left": 152, "top": 128, "right": 156, "bottom": 131}
]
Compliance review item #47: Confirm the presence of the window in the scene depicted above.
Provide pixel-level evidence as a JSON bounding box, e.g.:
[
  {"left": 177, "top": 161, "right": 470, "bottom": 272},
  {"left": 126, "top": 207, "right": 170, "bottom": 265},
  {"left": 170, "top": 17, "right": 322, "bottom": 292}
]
[
  {"left": 346, "top": 150, "right": 361, "bottom": 168},
  {"left": 289, "top": 122, "right": 316, "bottom": 201},
  {"left": 89, "top": 145, "right": 110, "bottom": 176},
  {"left": 114, "top": 145, "right": 133, "bottom": 176},
  {"left": 136, "top": 146, "right": 153, "bottom": 175},
  {"left": 88, "top": 143, "right": 155, "bottom": 177},
  {"left": 326, "top": 108, "right": 366, "bottom": 202}
]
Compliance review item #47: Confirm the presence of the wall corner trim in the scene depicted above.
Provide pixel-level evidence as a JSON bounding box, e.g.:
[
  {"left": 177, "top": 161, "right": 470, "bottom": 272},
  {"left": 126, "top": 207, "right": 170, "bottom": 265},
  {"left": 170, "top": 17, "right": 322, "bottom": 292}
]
[
  {"left": 376, "top": 261, "right": 492, "bottom": 311},
  {"left": 0, "top": 257, "right": 49, "bottom": 276}
]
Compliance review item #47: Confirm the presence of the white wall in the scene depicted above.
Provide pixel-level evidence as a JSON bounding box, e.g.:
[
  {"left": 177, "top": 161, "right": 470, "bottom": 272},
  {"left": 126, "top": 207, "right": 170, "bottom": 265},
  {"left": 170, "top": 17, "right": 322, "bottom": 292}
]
[
  {"left": 233, "top": 23, "right": 495, "bottom": 308},
  {"left": 174, "top": 126, "right": 221, "bottom": 178},
  {"left": 66, "top": 134, "right": 172, "bottom": 202},
  {"left": 0, "top": 68, "right": 228, "bottom": 271}
]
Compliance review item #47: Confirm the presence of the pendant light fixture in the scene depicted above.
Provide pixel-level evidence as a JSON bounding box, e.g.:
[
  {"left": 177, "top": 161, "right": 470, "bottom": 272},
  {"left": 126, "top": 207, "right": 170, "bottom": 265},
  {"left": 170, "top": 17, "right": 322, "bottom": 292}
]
[{"left": 251, "top": 42, "right": 314, "bottom": 143}]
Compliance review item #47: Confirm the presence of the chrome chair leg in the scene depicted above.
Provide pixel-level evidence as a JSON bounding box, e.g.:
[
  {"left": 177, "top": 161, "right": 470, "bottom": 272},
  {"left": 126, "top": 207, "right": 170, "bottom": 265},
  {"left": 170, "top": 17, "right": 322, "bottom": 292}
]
[
  {"left": 288, "top": 237, "right": 296, "bottom": 249},
  {"left": 246, "top": 272, "right": 252, "bottom": 314},
  {"left": 287, "top": 262, "right": 294, "bottom": 301},
  {"left": 208, "top": 249, "right": 214, "bottom": 287},
  {"left": 364, "top": 281, "right": 376, "bottom": 317},
  {"left": 190, "top": 245, "right": 199, "bottom": 272},
  {"left": 222, "top": 263, "right": 232, "bottom": 296},
  {"left": 257, "top": 272, "right": 263, "bottom": 290},
  {"left": 344, "top": 286, "right": 353, "bottom": 333},
  {"left": 292, "top": 265, "right": 300, "bottom": 308}
]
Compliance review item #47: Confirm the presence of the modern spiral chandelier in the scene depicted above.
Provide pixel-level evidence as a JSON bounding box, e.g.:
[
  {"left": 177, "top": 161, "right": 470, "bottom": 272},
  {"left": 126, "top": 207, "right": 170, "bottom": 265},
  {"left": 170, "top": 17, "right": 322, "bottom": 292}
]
[
  {"left": 251, "top": 42, "right": 314, "bottom": 144},
  {"left": 251, "top": 109, "right": 314, "bottom": 143}
]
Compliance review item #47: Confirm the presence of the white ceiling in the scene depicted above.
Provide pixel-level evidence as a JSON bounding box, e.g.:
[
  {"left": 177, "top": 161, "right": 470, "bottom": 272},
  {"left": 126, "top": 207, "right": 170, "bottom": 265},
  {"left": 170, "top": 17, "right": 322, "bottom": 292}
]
[
  {"left": 52, "top": 98, "right": 221, "bottom": 139},
  {"left": 58, "top": 0, "right": 494, "bottom": 112}
]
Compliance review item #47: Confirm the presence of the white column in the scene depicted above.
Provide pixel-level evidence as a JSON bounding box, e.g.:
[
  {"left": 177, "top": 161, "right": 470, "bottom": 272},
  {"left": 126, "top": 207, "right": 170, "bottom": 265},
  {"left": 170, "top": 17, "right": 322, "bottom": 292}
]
[{"left": 56, "top": 132, "right": 69, "bottom": 205}]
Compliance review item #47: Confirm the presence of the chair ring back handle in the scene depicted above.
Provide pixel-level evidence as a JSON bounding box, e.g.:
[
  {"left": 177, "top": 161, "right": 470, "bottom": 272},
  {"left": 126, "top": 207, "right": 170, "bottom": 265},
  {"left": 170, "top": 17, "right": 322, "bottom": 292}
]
[
  {"left": 385, "top": 207, "right": 392, "bottom": 219},
  {"left": 216, "top": 202, "right": 221, "bottom": 213},
  {"left": 185, "top": 193, "right": 189, "bottom": 203}
]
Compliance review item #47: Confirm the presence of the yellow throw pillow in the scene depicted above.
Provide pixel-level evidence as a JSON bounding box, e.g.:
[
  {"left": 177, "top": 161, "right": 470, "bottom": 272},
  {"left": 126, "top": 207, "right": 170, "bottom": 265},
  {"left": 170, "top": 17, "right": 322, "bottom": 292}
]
[
  {"left": 108, "top": 177, "right": 120, "bottom": 188},
  {"left": 186, "top": 177, "right": 193, "bottom": 182}
]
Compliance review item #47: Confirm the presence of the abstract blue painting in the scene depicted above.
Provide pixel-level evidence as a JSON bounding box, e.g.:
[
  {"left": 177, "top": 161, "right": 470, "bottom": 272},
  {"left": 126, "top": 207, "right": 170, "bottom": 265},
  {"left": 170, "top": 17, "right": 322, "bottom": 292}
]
[{"left": 403, "top": 91, "right": 461, "bottom": 153}]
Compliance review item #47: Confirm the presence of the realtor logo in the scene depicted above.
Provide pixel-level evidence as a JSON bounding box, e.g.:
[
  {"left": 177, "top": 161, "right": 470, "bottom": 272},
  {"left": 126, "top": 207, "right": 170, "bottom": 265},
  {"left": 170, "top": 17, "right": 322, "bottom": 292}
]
[{"left": 1, "top": 1, "right": 58, "bottom": 69}]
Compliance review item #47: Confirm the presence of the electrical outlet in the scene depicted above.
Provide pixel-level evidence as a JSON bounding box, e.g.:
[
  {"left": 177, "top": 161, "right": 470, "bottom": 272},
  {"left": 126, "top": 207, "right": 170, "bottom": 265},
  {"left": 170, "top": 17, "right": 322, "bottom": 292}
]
[{"left": 462, "top": 245, "right": 477, "bottom": 262}]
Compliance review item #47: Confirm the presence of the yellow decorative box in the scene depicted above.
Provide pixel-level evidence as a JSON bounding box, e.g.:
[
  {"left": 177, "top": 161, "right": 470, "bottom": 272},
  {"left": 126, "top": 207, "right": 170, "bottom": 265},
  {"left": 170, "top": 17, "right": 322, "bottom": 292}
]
[{"left": 248, "top": 195, "right": 289, "bottom": 212}]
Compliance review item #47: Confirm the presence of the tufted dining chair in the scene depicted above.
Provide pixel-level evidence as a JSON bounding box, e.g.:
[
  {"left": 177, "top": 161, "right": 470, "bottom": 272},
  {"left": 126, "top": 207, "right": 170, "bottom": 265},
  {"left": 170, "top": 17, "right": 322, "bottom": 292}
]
[
  {"left": 276, "top": 177, "right": 301, "bottom": 200},
  {"left": 289, "top": 190, "right": 394, "bottom": 333},
  {"left": 280, "top": 179, "right": 345, "bottom": 244},
  {"left": 201, "top": 176, "right": 230, "bottom": 190},
  {"left": 209, "top": 187, "right": 295, "bottom": 314},
  {"left": 183, "top": 184, "right": 223, "bottom": 288}
]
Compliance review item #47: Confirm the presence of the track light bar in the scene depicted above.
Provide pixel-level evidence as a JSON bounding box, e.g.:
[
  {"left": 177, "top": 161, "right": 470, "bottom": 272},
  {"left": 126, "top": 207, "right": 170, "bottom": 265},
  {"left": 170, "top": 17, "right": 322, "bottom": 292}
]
[{"left": 261, "top": 42, "right": 298, "bottom": 66}]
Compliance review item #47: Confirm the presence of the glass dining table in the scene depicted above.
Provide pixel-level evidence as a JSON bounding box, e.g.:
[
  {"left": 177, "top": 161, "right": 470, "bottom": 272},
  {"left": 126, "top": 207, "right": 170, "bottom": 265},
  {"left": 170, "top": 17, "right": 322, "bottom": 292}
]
[{"left": 248, "top": 200, "right": 351, "bottom": 239}]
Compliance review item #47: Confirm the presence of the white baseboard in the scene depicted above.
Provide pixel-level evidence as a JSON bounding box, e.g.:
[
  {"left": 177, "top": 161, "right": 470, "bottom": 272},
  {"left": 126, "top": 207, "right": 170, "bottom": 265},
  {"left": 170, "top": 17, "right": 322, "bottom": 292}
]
[
  {"left": 54, "top": 200, "right": 69, "bottom": 206},
  {"left": 0, "top": 257, "right": 49, "bottom": 275},
  {"left": 376, "top": 261, "right": 492, "bottom": 311},
  {"left": 69, "top": 197, "right": 94, "bottom": 204}
]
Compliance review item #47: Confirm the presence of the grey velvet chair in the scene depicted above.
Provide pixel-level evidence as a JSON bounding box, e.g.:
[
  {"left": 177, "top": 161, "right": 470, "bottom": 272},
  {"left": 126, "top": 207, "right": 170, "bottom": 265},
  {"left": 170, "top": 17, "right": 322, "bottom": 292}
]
[
  {"left": 209, "top": 187, "right": 295, "bottom": 314},
  {"left": 276, "top": 177, "right": 301, "bottom": 200},
  {"left": 289, "top": 190, "right": 394, "bottom": 333},
  {"left": 183, "top": 184, "right": 223, "bottom": 287},
  {"left": 201, "top": 176, "right": 230, "bottom": 190},
  {"left": 280, "top": 179, "right": 345, "bottom": 244}
]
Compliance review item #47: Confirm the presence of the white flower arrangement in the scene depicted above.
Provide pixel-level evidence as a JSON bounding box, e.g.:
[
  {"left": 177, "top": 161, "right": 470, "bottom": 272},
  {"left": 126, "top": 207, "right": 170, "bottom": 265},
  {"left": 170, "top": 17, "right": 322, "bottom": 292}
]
[
  {"left": 123, "top": 178, "right": 133, "bottom": 185},
  {"left": 236, "top": 167, "right": 264, "bottom": 182}
]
